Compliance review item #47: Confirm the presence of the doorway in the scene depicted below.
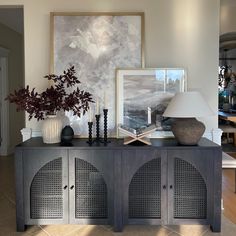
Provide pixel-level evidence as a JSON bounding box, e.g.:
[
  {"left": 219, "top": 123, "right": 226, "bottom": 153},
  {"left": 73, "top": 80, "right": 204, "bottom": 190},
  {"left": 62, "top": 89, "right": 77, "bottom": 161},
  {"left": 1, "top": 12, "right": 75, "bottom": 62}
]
[
  {"left": 0, "top": 6, "right": 25, "bottom": 155},
  {"left": 218, "top": 32, "right": 236, "bottom": 151}
]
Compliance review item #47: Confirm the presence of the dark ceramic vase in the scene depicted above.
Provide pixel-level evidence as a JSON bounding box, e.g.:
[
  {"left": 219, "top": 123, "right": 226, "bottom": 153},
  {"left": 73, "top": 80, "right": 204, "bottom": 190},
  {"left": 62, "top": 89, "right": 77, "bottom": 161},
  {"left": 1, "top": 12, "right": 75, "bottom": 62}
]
[
  {"left": 61, "top": 125, "right": 74, "bottom": 144},
  {"left": 171, "top": 118, "right": 205, "bottom": 145}
]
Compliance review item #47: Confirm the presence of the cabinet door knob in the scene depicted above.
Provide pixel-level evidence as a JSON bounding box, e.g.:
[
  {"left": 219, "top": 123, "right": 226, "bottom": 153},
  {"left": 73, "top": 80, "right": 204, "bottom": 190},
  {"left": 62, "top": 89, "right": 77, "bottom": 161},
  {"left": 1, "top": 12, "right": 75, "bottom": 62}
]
[
  {"left": 70, "top": 185, "right": 75, "bottom": 190},
  {"left": 63, "top": 185, "right": 68, "bottom": 190},
  {"left": 162, "top": 185, "right": 166, "bottom": 189}
]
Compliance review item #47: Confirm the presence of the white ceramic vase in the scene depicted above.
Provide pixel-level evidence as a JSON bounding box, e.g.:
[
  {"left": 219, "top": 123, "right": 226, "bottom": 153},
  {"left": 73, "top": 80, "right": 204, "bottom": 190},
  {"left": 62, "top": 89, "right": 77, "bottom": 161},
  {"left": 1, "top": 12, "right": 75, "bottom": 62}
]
[{"left": 42, "top": 115, "right": 63, "bottom": 144}]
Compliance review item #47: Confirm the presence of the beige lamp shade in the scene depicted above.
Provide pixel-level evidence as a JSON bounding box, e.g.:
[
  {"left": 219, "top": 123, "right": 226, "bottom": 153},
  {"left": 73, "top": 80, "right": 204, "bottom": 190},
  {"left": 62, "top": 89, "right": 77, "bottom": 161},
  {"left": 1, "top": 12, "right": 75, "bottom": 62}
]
[{"left": 163, "top": 91, "right": 215, "bottom": 118}]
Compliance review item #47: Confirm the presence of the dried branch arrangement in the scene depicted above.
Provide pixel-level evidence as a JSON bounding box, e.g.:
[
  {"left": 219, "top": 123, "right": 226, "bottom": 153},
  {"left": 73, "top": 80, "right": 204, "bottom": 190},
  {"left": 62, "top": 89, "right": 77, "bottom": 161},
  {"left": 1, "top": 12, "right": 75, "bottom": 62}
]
[{"left": 6, "top": 66, "right": 94, "bottom": 120}]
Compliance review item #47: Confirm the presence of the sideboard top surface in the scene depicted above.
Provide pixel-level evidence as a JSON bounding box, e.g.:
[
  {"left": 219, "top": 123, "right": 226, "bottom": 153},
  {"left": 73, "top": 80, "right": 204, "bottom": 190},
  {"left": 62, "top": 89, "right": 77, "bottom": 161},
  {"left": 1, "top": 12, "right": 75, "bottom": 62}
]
[{"left": 15, "top": 137, "right": 221, "bottom": 150}]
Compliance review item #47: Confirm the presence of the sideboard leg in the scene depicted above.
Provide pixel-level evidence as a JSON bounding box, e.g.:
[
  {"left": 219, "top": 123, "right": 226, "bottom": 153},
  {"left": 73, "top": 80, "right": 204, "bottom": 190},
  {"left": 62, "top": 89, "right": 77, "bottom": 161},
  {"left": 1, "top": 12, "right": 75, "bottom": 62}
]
[
  {"left": 16, "top": 219, "right": 25, "bottom": 232},
  {"left": 15, "top": 150, "right": 25, "bottom": 232},
  {"left": 210, "top": 223, "right": 221, "bottom": 233},
  {"left": 113, "top": 223, "right": 123, "bottom": 232}
]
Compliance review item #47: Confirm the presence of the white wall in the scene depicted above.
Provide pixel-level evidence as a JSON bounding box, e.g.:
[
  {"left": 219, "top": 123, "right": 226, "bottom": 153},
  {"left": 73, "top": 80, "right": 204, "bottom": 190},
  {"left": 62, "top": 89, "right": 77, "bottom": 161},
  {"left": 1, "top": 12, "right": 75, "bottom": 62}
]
[{"left": 0, "top": 0, "right": 220, "bottom": 133}]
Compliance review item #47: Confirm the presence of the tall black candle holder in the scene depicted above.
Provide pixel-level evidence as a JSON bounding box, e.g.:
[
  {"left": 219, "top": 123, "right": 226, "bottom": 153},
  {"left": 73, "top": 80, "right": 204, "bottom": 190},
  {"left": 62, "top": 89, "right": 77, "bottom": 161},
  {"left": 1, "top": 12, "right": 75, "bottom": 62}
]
[
  {"left": 102, "top": 109, "right": 111, "bottom": 145},
  {"left": 87, "top": 122, "right": 93, "bottom": 145},
  {"left": 95, "top": 114, "right": 102, "bottom": 143}
]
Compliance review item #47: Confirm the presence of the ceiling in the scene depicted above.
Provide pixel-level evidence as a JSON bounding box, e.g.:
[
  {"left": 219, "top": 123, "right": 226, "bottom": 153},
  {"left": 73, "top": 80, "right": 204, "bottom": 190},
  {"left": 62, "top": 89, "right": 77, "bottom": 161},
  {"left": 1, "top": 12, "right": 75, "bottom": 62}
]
[
  {"left": 0, "top": 7, "right": 23, "bottom": 34},
  {"left": 0, "top": 3, "right": 235, "bottom": 45}
]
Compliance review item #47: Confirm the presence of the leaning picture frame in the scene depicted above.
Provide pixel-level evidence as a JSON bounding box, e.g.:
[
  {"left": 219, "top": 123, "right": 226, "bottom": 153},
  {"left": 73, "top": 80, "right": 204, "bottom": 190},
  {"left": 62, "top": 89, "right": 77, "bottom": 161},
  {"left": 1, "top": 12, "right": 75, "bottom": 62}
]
[
  {"left": 116, "top": 68, "right": 187, "bottom": 138},
  {"left": 50, "top": 12, "right": 145, "bottom": 137}
]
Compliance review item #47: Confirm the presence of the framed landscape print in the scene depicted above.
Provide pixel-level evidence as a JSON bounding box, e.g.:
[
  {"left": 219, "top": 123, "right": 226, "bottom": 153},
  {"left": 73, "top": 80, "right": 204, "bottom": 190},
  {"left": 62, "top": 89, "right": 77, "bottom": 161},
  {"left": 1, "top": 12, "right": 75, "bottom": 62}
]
[
  {"left": 51, "top": 12, "right": 144, "bottom": 137},
  {"left": 116, "top": 68, "right": 187, "bottom": 138}
]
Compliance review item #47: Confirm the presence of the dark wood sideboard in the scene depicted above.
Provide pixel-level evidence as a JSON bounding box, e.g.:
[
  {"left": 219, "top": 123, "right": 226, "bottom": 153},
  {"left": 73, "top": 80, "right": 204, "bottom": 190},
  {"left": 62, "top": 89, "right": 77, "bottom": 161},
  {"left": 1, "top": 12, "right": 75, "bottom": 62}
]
[{"left": 15, "top": 137, "right": 222, "bottom": 232}]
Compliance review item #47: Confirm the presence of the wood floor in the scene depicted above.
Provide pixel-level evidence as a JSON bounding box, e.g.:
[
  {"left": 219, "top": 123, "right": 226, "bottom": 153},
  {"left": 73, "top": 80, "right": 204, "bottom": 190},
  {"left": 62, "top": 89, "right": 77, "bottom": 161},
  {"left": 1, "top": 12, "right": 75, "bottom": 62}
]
[{"left": 222, "top": 152, "right": 236, "bottom": 224}]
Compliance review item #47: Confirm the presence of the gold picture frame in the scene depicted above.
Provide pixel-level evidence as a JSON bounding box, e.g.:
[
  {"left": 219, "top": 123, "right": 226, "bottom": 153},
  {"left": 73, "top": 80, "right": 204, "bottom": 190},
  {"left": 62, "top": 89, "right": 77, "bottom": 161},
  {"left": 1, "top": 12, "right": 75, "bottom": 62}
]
[{"left": 50, "top": 12, "right": 145, "bottom": 137}]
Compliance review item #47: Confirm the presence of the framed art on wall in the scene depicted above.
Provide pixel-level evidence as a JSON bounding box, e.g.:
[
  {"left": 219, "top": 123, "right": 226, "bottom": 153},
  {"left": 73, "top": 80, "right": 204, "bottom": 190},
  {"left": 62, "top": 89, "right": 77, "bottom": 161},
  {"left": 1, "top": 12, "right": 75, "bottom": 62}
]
[
  {"left": 116, "top": 68, "right": 187, "bottom": 138},
  {"left": 50, "top": 12, "right": 144, "bottom": 137}
]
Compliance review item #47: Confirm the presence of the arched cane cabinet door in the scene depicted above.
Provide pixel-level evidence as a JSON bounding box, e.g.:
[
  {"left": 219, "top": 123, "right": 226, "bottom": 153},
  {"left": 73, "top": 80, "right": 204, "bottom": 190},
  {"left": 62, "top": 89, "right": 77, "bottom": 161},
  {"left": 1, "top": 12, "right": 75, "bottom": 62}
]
[
  {"left": 23, "top": 150, "right": 68, "bottom": 225},
  {"left": 167, "top": 155, "right": 208, "bottom": 223},
  {"left": 74, "top": 158, "right": 108, "bottom": 219},
  {"left": 129, "top": 158, "right": 162, "bottom": 219},
  {"left": 68, "top": 149, "right": 115, "bottom": 225}
]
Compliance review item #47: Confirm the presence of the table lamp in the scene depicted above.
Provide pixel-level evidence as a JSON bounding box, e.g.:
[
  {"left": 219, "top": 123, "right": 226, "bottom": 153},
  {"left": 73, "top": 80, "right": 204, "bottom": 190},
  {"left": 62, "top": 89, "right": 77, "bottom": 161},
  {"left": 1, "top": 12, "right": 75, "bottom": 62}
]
[{"left": 163, "top": 91, "right": 215, "bottom": 145}]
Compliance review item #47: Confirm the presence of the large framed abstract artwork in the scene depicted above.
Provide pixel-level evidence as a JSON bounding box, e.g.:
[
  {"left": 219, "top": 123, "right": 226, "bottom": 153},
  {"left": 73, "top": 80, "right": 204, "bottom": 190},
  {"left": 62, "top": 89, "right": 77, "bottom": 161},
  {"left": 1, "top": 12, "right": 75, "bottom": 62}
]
[
  {"left": 116, "top": 68, "right": 187, "bottom": 138},
  {"left": 50, "top": 12, "right": 144, "bottom": 137}
]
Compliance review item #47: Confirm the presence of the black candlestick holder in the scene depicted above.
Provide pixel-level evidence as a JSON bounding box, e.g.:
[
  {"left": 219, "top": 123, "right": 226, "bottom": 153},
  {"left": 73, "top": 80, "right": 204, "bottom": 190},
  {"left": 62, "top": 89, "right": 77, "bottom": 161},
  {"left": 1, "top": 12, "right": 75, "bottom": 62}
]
[
  {"left": 87, "top": 122, "right": 93, "bottom": 145},
  {"left": 95, "top": 114, "right": 103, "bottom": 143},
  {"left": 102, "top": 109, "right": 111, "bottom": 145}
]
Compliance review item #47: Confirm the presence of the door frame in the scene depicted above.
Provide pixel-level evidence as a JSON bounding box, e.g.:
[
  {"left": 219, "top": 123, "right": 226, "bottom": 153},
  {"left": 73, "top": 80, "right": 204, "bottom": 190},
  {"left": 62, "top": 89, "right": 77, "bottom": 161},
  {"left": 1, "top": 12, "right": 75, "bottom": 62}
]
[{"left": 0, "top": 47, "right": 9, "bottom": 156}]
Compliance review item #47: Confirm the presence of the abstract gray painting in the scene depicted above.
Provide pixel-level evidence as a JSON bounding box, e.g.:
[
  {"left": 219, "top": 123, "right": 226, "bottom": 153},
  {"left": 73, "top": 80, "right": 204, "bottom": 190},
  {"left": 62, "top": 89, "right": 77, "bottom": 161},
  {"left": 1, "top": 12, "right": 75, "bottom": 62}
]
[{"left": 51, "top": 13, "right": 144, "bottom": 137}]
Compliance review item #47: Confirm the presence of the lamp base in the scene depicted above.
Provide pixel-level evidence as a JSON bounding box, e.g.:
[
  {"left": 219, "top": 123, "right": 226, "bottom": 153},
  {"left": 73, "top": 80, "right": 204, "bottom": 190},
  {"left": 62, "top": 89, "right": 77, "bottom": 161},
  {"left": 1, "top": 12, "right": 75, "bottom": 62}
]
[{"left": 171, "top": 118, "right": 205, "bottom": 145}]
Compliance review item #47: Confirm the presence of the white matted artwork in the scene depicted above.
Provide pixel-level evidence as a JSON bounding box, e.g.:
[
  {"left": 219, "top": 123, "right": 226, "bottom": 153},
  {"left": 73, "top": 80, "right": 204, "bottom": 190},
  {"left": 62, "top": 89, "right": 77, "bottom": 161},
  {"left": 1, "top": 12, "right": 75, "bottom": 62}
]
[
  {"left": 116, "top": 68, "right": 187, "bottom": 138},
  {"left": 51, "top": 12, "right": 144, "bottom": 137}
]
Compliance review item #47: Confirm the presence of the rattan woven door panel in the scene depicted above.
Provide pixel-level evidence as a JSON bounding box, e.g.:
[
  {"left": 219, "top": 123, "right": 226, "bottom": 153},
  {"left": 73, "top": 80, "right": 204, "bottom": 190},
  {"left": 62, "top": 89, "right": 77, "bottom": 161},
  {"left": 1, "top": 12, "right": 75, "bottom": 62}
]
[
  {"left": 69, "top": 149, "right": 114, "bottom": 225},
  {"left": 167, "top": 149, "right": 212, "bottom": 225},
  {"left": 129, "top": 158, "right": 161, "bottom": 219},
  {"left": 122, "top": 149, "right": 167, "bottom": 225},
  {"left": 23, "top": 150, "right": 68, "bottom": 225},
  {"left": 74, "top": 158, "right": 107, "bottom": 219},
  {"left": 173, "top": 158, "right": 207, "bottom": 219},
  {"left": 30, "top": 158, "right": 63, "bottom": 219}
]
